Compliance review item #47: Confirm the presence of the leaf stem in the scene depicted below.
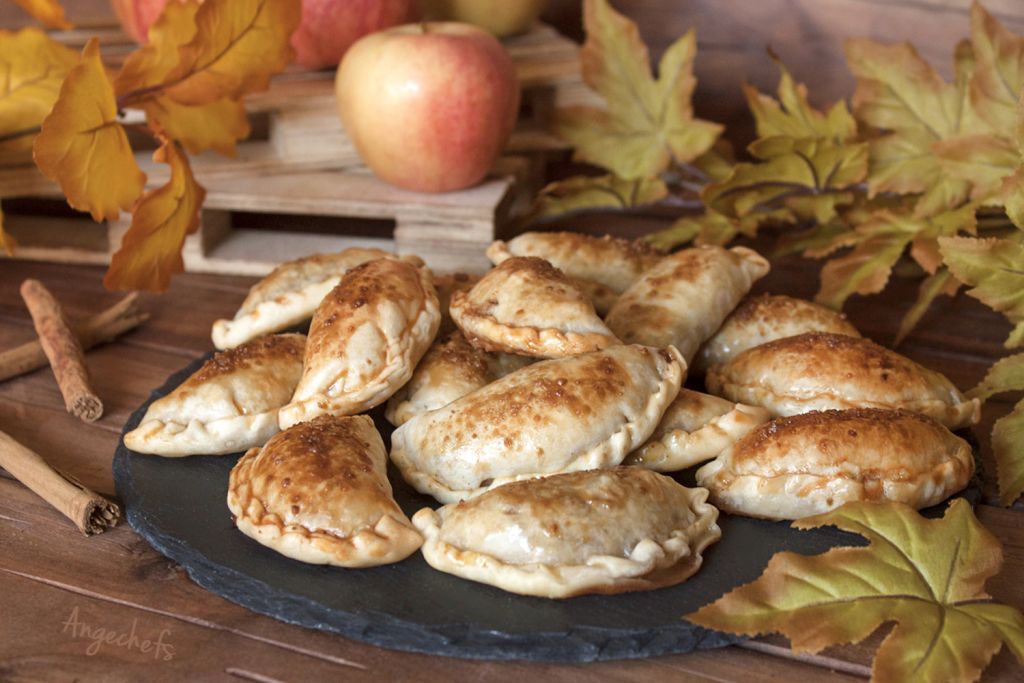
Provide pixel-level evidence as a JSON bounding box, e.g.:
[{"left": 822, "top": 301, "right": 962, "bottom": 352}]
[{"left": 0, "top": 126, "right": 42, "bottom": 144}]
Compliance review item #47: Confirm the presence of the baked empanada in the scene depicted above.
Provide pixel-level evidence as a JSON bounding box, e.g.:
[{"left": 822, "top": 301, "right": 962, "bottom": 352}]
[
  {"left": 695, "top": 408, "right": 974, "bottom": 520},
  {"left": 486, "top": 231, "right": 662, "bottom": 295},
  {"left": 211, "top": 248, "right": 392, "bottom": 349},
  {"left": 705, "top": 332, "right": 981, "bottom": 429},
  {"left": 390, "top": 344, "right": 685, "bottom": 503},
  {"left": 624, "top": 389, "right": 770, "bottom": 472},
  {"left": 450, "top": 256, "right": 619, "bottom": 358},
  {"left": 605, "top": 245, "right": 770, "bottom": 363},
  {"left": 228, "top": 415, "right": 422, "bottom": 567},
  {"left": 124, "top": 334, "right": 305, "bottom": 457},
  {"left": 693, "top": 294, "right": 861, "bottom": 375},
  {"left": 433, "top": 272, "right": 481, "bottom": 335},
  {"left": 278, "top": 258, "right": 440, "bottom": 429},
  {"left": 385, "top": 330, "right": 532, "bottom": 427},
  {"left": 413, "top": 467, "right": 721, "bottom": 598}
]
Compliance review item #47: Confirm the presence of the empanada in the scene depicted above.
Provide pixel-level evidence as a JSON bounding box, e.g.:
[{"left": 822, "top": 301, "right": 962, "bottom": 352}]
[
  {"left": 486, "top": 230, "right": 662, "bottom": 295},
  {"left": 705, "top": 332, "right": 981, "bottom": 429},
  {"left": 693, "top": 294, "right": 861, "bottom": 375},
  {"left": 450, "top": 256, "right": 619, "bottom": 358},
  {"left": 413, "top": 467, "right": 721, "bottom": 598},
  {"left": 278, "top": 258, "right": 440, "bottom": 429},
  {"left": 624, "top": 389, "right": 770, "bottom": 472},
  {"left": 385, "top": 330, "right": 532, "bottom": 427},
  {"left": 433, "top": 272, "right": 481, "bottom": 335},
  {"left": 390, "top": 344, "right": 685, "bottom": 503},
  {"left": 605, "top": 245, "right": 770, "bottom": 363},
  {"left": 211, "top": 248, "right": 392, "bottom": 349},
  {"left": 695, "top": 408, "right": 974, "bottom": 520},
  {"left": 124, "top": 334, "right": 305, "bottom": 457},
  {"left": 228, "top": 415, "right": 422, "bottom": 567}
]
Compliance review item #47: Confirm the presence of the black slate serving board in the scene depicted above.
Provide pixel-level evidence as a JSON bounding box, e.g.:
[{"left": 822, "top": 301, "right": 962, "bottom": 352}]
[{"left": 112, "top": 354, "right": 979, "bottom": 662}]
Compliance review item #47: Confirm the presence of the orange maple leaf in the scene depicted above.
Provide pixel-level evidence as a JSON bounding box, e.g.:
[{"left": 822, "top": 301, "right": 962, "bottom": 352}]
[
  {"left": 11, "top": 0, "right": 72, "bottom": 30},
  {"left": 105, "top": 138, "right": 206, "bottom": 292},
  {"left": 33, "top": 38, "right": 146, "bottom": 222}
]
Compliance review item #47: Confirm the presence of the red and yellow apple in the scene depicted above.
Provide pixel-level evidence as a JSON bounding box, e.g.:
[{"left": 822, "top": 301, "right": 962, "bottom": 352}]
[
  {"left": 420, "top": 0, "right": 547, "bottom": 38},
  {"left": 335, "top": 23, "right": 520, "bottom": 193},
  {"left": 111, "top": 0, "right": 185, "bottom": 43}
]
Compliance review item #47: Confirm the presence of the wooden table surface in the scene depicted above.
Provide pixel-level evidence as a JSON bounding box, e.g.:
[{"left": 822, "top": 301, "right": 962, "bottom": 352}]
[{"left": 2, "top": 232, "right": 1023, "bottom": 681}]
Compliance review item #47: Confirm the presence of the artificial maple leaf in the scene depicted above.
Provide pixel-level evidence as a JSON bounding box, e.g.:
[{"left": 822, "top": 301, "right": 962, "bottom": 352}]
[
  {"left": 648, "top": 208, "right": 790, "bottom": 252},
  {"left": 704, "top": 137, "right": 867, "bottom": 224},
  {"left": 105, "top": 139, "right": 205, "bottom": 292},
  {"left": 534, "top": 174, "right": 667, "bottom": 218},
  {"left": 689, "top": 499, "right": 1024, "bottom": 683},
  {"left": 743, "top": 56, "right": 856, "bottom": 143},
  {"left": 969, "top": 352, "right": 1024, "bottom": 505},
  {"left": 114, "top": 0, "right": 201, "bottom": 97},
  {"left": 160, "top": 0, "right": 301, "bottom": 107},
  {"left": 141, "top": 95, "right": 250, "bottom": 156},
  {"left": 32, "top": 39, "right": 146, "bottom": 222},
  {"left": 1001, "top": 94, "right": 1024, "bottom": 229},
  {"left": 846, "top": 38, "right": 976, "bottom": 217},
  {"left": 0, "top": 28, "right": 78, "bottom": 163},
  {"left": 11, "top": 0, "right": 71, "bottom": 29},
  {"left": 971, "top": 352, "right": 1024, "bottom": 402},
  {"left": 969, "top": 1, "right": 1022, "bottom": 134},
  {"left": 553, "top": 0, "right": 722, "bottom": 179},
  {"left": 934, "top": 133, "right": 1019, "bottom": 204},
  {"left": 939, "top": 235, "right": 1024, "bottom": 347},
  {"left": 895, "top": 268, "right": 959, "bottom": 345}
]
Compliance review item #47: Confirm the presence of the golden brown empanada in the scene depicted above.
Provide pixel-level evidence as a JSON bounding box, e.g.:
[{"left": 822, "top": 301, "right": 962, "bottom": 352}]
[
  {"left": 278, "top": 258, "right": 440, "bottom": 429},
  {"left": 211, "top": 248, "right": 392, "bottom": 349},
  {"left": 413, "top": 468, "right": 721, "bottom": 598},
  {"left": 124, "top": 334, "right": 306, "bottom": 457},
  {"left": 433, "top": 272, "right": 481, "bottom": 335},
  {"left": 390, "top": 344, "right": 685, "bottom": 503},
  {"left": 693, "top": 294, "right": 861, "bottom": 375},
  {"left": 624, "top": 389, "right": 770, "bottom": 472},
  {"left": 695, "top": 408, "right": 974, "bottom": 520},
  {"left": 450, "top": 256, "right": 619, "bottom": 358},
  {"left": 705, "top": 332, "right": 980, "bottom": 429},
  {"left": 486, "top": 231, "right": 662, "bottom": 295},
  {"left": 385, "top": 331, "right": 532, "bottom": 427},
  {"left": 605, "top": 245, "right": 770, "bottom": 364},
  {"left": 228, "top": 415, "right": 422, "bottom": 567}
]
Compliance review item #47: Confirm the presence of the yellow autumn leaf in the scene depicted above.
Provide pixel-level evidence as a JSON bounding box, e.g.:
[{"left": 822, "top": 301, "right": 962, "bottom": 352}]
[
  {"left": 535, "top": 174, "right": 667, "bottom": 218},
  {"left": 939, "top": 234, "right": 1024, "bottom": 347},
  {"left": 969, "top": 1, "right": 1022, "bottom": 134},
  {"left": 1001, "top": 94, "right": 1024, "bottom": 229},
  {"left": 553, "top": 0, "right": 722, "bottom": 179},
  {"left": 743, "top": 56, "right": 856, "bottom": 142},
  {"left": 647, "top": 208, "right": 790, "bottom": 252},
  {"left": 33, "top": 39, "right": 146, "bottom": 222},
  {"left": 934, "top": 133, "right": 1020, "bottom": 203},
  {"left": 968, "top": 352, "right": 1024, "bottom": 505},
  {"left": 11, "top": 0, "right": 71, "bottom": 29},
  {"left": 846, "top": 38, "right": 976, "bottom": 217},
  {"left": 142, "top": 95, "right": 250, "bottom": 156},
  {"left": 161, "top": 0, "right": 300, "bottom": 106},
  {"left": 114, "top": 0, "right": 201, "bottom": 96},
  {"left": 689, "top": 499, "right": 1024, "bottom": 683},
  {"left": 895, "top": 268, "right": 959, "bottom": 345},
  {"left": 105, "top": 139, "right": 205, "bottom": 292},
  {"left": 0, "top": 28, "right": 78, "bottom": 163}
]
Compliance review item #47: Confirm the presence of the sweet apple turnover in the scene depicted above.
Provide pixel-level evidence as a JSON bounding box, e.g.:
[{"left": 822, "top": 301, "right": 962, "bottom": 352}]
[
  {"left": 278, "top": 258, "right": 439, "bottom": 428},
  {"left": 705, "top": 332, "right": 981, "bottom": 429},
  {"left": 124, "top": 334, "right": 306, "bottom": 457},
  {"left": 413, "top": 467, "right": 721, "bottom": 598},
  {"left": 695, "top": 408, "right": 974, "bottom": 520},
  {"left": 228, "top": 415, "right": 422, "bottom": 567},
  {"left": 390, "top": 344, "right": 685, "bottom": 503}
]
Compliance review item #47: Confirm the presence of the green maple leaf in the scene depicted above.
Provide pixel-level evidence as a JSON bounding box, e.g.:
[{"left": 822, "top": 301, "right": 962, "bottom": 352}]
[
  {"left": 939, "top": 235, "right": 1024, "bottom": 347},
  {"left": 553, "top": 0, "right": 722, "bottom": 179},
  {"left": 689, "top": 499, "right": 1024, "bottom": 683},
  {"left": 968, "top": 353, "right": 1024, "bottom": 506}
]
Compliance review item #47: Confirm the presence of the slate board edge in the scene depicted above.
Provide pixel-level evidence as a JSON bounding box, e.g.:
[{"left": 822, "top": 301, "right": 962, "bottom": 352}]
[{"left": 112, "top": 354, "right": 743, "bottom": 663}]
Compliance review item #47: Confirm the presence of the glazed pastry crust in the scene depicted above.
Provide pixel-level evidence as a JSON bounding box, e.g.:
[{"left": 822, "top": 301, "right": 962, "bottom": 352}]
[
  {"left": 695, "top": 408, "right": 975, "bottom": 520},
  {"left": 124, "top": 334, "right": 306, "bottom": 457},
  {"left": 228, "top": 415, "right": 422, "bottom": 567},
  {"left": 705, "top": 332, "right": 981, "bottom": 429},
  {"left": 693, "top": 293, "right": 861, "bottom": 375},
  {"left": 450, "top": 256, "right": 619, "bottom": 358},
  {"left": 390, "top": 344, "right": 685, "bottom": 503},
  {"left": 278, "top": 258, "right": 440, "bottom": 428},
  {"left": 211, "top": 248, "right": 392, "bottom": 349},
  {"left": 625, "top": 389, "right": 770, "bottom": 472},
  {"left": 413, "top": 468, "right": 721, "bottom": 598},
  {"left": 385, "top": 331, "right": 532, "bottom": 427},
  {"left": 486, "top": 232, "right": 662, "bottom": 294},
  {"left": 605, "top": 245, "right": 770, "bottom": 363}
]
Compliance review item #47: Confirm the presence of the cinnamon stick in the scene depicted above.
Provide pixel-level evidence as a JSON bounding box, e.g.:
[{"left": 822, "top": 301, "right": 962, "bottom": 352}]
[
  {"left": 0, "top": 293, "right": 148, "bottom": 383},
  {"left": 0, "top": 429, "right": 120, "bottom": 535},
  {"left": 19, "top": 279, "right": 103, "bottom": 422}
]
